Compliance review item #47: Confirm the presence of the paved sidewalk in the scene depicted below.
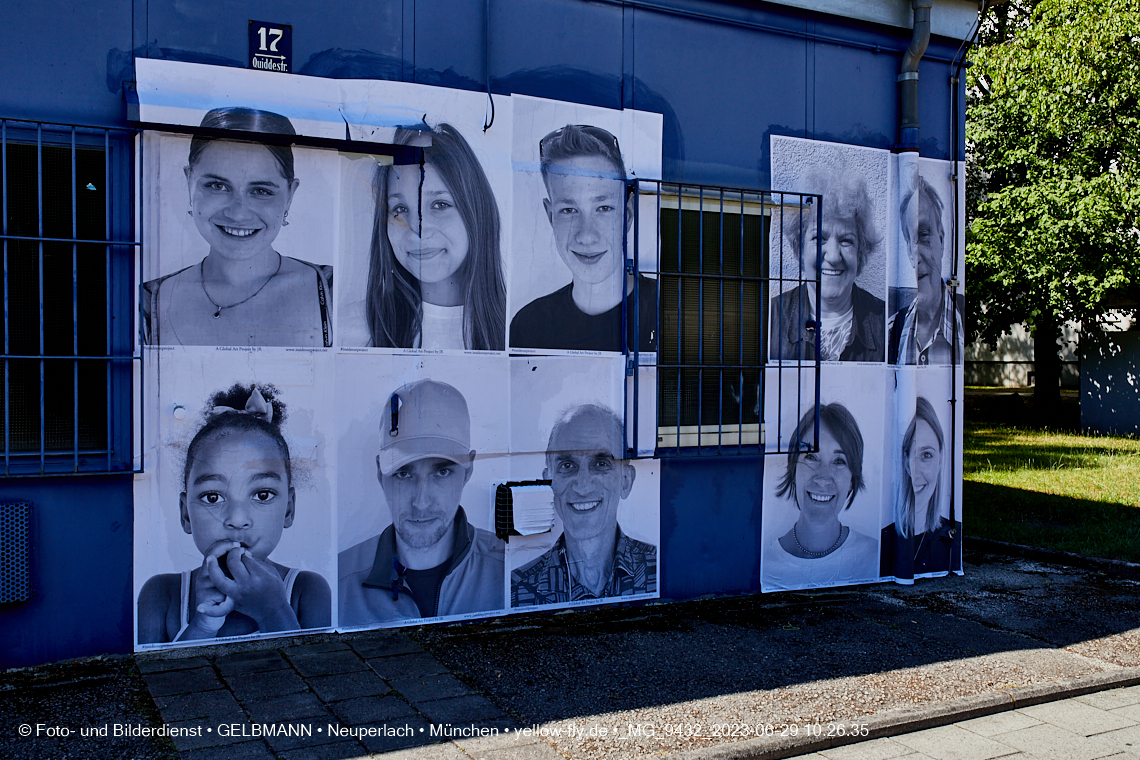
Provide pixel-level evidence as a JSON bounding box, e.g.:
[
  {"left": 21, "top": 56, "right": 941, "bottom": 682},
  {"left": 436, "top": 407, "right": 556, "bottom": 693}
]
[
  {"left": 9, "top": 547, "right": 1140, "bottom": 760},
  {"left": 797, "top": 686, "right": 1140, "bottom": 760}
]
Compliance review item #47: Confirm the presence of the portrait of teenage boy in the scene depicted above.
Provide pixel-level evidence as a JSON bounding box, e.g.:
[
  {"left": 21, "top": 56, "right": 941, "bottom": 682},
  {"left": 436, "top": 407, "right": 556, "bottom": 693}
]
[{"left": 510, "top": 124, "right": 657, "bottom": 353}]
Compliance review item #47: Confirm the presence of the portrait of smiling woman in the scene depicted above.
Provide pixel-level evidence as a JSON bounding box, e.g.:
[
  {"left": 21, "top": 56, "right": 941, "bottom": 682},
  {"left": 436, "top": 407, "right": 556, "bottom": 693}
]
[
  {"left": 142, "top": 107, "right": 333, "bottom": 347},
  {"left": 880, "top": 396, "right": 961, "bottom": 580},
  {"left": 762, "top": 402, "right": 879, "bottom": 591},
  {"left": 769, "top": 170, "right": 885, "bottom": 363}
]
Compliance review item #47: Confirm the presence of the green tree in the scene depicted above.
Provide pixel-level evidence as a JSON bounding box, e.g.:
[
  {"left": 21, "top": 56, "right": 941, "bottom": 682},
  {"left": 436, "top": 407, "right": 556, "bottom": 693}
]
[{"left": 967, "top": 0, "right": 1140, "bottom": 416}]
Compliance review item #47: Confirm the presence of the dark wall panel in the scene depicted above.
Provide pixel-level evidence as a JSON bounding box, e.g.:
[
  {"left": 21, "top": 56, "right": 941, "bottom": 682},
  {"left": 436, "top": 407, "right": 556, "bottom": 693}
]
[
  {"left": 0, "top": 476, "right": 133, "bottom": 668},
  {"left": 0, "top": 0, "right": 133, "bottom": 126},
  {"left": 633, "top": 7, "right": 808, "bottom": 188},
  {"left": 810, "top": 41, "right": 897, "bottom": 151},
  {"left": 659, "top": 456, "right": 763, "bottom": 599},
  {"left": 492, "top": 0, "right": 625, "bottom": 109}
]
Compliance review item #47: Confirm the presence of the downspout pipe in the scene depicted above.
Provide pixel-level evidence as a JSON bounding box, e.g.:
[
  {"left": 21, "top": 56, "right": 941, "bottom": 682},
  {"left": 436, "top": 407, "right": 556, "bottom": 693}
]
[{"left": 898, "top": 0, "right": 933, "bottom": 152}]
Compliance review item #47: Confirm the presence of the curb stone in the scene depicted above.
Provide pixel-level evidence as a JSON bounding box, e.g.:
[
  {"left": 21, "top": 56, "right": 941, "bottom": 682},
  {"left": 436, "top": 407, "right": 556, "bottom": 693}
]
[{"left": 662, "top": 667, "right": 1140, "bottom": 760}]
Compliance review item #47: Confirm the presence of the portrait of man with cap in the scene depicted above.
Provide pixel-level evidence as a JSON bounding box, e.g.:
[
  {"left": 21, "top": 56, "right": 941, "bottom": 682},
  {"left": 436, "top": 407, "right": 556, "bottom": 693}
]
[
  {"left": 338, "top": 378, "right": 505, "bottom": 625},
  {"left": 511, "top": 402, "right": 656, "bottom": 607}
]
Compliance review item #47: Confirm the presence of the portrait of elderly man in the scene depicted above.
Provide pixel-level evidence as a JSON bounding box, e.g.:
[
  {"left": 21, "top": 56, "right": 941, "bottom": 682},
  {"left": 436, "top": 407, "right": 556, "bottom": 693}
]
[
  {"left": 509, "top": 124, "right": 657, "bottom": 353},
  {"left": 339, "top": 379, "right": 504, "bottom": 625},
  {"left": 511, "top": 403, "right": 657, "bottom": 606},
  {"left": 888, "top": 176, "right": 964, "bottom": 365},
  {"left": 769, "top": 171, "right": 885, "bottom": 363}
]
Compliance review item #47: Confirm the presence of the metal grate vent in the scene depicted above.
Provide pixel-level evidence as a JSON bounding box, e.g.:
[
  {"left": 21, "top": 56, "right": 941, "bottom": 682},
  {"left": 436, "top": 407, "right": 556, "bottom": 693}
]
[{"left": 0, "top": 501, "right": 31, "bottom": 603}]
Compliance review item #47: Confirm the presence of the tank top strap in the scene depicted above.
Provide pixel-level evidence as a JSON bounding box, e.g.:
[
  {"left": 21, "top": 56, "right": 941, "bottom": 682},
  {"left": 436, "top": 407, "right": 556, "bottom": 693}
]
[{"left": 287, "top": 258, "right": 333, "bottom": 347}]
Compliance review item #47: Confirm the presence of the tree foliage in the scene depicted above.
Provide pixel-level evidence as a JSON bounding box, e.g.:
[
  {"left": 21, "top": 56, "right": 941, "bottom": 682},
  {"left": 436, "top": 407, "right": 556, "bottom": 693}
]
[{"left": 966, "top": 0, "right": 1140, "bottom": 350}]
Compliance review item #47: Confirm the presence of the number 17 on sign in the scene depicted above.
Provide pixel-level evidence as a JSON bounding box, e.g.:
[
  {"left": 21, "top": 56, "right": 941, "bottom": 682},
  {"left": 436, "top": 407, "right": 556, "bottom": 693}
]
[{"left": 248, "top": 20, "right": 292, "bottom": 73}]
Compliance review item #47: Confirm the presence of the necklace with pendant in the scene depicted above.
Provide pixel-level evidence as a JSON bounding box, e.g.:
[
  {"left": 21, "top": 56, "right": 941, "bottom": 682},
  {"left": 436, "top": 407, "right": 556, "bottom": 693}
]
[{"left": 200, "top": 254, "right": 283, "bottom": 318}]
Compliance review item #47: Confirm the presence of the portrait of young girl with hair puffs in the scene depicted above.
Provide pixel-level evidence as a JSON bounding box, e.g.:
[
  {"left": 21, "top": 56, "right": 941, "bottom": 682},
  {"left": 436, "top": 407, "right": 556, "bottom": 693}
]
[{"left": 137, "top": 383, "right": 331, "bottom": 644}]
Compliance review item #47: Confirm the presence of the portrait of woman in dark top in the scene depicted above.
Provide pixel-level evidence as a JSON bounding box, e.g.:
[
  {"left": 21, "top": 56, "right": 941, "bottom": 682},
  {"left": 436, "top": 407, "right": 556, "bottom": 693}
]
[
  {"left": 880, "top": 396, "right": 961, "bottom": 580},
  {"left": 142, "top": 107, "right": 333, "bottom": 347},
  {"left": 769, "top": 170, "right": 884, "bottom": 363}
]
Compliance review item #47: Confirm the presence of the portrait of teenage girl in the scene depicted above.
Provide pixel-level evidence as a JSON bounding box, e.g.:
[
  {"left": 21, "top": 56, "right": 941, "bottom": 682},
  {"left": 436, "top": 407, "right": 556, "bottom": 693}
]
[
  {"left": 880, "top": 396, "right": 961, "bottom": 580},
  {"left": 142, "top": 107, "right": 334, "bottom": 347},
  {"left": 358, "top": 123, "right": 505, "bottom": 350},
  {"left": 137, "top": 383, "right": 331, "bottom": 644}
]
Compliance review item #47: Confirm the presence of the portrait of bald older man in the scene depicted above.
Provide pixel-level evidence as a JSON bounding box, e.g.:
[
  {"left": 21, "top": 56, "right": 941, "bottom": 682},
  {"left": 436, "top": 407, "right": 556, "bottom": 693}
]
[
  {"left": 511, "top": 403, "right": 656, "bottom": 606},
  {"left": 339, "top": 378, "right": 504, "bottom": 625}
]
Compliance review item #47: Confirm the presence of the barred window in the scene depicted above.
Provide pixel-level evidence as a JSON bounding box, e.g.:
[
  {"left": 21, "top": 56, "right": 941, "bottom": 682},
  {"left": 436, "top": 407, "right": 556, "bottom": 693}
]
[
  {"left": 634, "top": 182, "right": 819, "bottom": 456},
  {"left": 0, "top": 121, "right": 136, "bottom": 475}
]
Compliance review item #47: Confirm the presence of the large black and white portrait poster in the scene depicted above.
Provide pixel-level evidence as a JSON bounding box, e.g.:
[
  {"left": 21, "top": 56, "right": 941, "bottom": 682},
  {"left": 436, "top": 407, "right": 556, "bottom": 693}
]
[
  {"left": 334, "top": 83, "right": 514, "bottom": 353},
  {"left": 139, "top": 130, "right": 340, "bottom": 348},
  {"left": 768, "top": 137, "right": 891, "bottom": 365},
  {"left": 335, "top": 353, "right": 509, "bottom": 629},
  {"left": 888, "top": 155, "right": 966, "bottom": 366},
  {"left": 508, "top": 95, "right": 663, "bottom": 356},
  {"left": 760, "top": 364, "right": 886, "bottom": 592},
  {"left": 881, "top": 367, "right": 964, "bottom": 582},
  {"left": 507, "top": 356, "right": 660, "bottom": 610},
  {"left": 133, "top": 350, "right": 335, "bottom": 649}
]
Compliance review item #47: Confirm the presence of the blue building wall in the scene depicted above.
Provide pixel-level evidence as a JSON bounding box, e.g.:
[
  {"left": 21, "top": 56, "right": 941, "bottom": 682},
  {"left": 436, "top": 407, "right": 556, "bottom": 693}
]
[
  {"left": 0, "top": 0, "right": 966, "bottom": 666},
  {"left": 0, "top": 476, "right": 134, "bottom": 668}
]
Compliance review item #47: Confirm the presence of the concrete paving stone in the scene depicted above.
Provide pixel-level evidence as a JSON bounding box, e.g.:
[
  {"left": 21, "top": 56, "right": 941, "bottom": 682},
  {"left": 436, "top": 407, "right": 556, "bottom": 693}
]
[
  {"left": 307, "top": 669, "right": 392, "bottom": 702},
  {"left": 331, "top": 695, "right": 418, "bottom": 726},
  {"left": 358, "top": 714, "right": 437, "bottom": 754},
  {"left": 1079, "top": 686, "right": 1140, "bottom": 711},
  {"left": 213, "top": 649, "right": 290, "bottom": 676},
  {"left": 167, "top": 719, "right": 248, "bottom": 751},
  {"left": 1021, "top": 699, "right": 1139, "bottom": 737},
  {"left": 154, "top": 688, "right": 244, "bottom": 721},
  {"left": 367, "top": 652, "right": 450, "bottom": 680},
  {"left": 242, "top": 691, "right": 330, "bottom": 722},
  {"left": 819, "top": 738, "right": 926, "bottom": 759},
  {"left": 893, "top": 724, "right": 1022, "bottom": 760},
  {"left": 143, "top": 666, "right": 224, "bottom": 697},
  {"left": 135, "top": 655, "right": 213, "bottom": 674},
  {"left": 1111, "top": 705, "right": 1140, "bottom": 723},
  {"left": 391, "top": 674, "right": 474, "bottom": 703},
  {"left": 282, "top": 641, "right": 351, "bottom": 656},
  {"left": 262, "top": 720, "right": 347, "bottom": 753},
  {"left": 288, "top": 649, "right": 368, "bottom": 677},
  {"left": 223, "top": 667, "right": 309, "bottom": 701},
  {"left": 1089, "top": 723, "right": 1140, "bottom": 754},
  {"left": 278, "top": 739, "right": 367, "bottom": 760},
  {"left": 350, "top": 631, "right": 423, "bottom": 659},
  {"left": 475, "top": 740, "right": 566, "bottom": 760},
  {"left": 416, "top": 694, "right": 505, "bottom": 725},
  {"left": 959, "top": 711, "right": 1046, "bottom": 738},
  {"left": 449, "top": 717, "right": 530, "bottom": 755},
  {"left": 987, "top": 722, "right": 1121, "bottom": 760},
  {"left": 181, "top": 739, "right": 275, "bottom": 760}
]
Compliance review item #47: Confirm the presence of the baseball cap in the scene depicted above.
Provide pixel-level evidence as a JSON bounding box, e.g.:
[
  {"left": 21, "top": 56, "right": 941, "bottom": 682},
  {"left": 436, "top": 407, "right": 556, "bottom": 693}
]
[{"left": 378, "top": 379, "right": 471, "bottom": 475}]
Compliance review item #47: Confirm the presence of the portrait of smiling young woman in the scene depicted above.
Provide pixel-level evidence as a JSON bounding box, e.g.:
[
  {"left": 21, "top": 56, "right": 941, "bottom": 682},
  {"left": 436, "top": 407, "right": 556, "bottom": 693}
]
[
  {"left": 761, "top": 401, "right": 881, "bottom": 591},
  {"left": 142, "top": 107, "right": 334, "bottom": 347}
]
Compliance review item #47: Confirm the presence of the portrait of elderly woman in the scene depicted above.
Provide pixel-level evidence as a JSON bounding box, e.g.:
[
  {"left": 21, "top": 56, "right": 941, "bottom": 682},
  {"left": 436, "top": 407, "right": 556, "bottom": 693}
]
[
  {"left": 142, "top": 107, "right": 333, "bottom": 347},
  {"left": 762, "top": 403, "right": 879, "bottom": 590},
  {"left": 880, "top": 397, "right": 961, "bottom": 580},
  {"left": 769, "top": 172, "right": 885, "bottom": 363}
]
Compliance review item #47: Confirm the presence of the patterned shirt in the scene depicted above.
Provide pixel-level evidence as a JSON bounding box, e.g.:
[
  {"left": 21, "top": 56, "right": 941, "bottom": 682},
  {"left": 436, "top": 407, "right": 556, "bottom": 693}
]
[
  {"left": 890, "top": 284, "right": 963, "bottom": 365},
  {"left": 511, "top": 526, "right": 657, "bottom": 607}
]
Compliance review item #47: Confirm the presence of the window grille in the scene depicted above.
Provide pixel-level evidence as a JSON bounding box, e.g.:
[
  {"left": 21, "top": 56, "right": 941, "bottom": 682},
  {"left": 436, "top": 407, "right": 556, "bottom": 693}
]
[
  {"left": 0, "top": 119, "right": 138, "bottom": 476},
  {"left": 627, "top": 180, "right": 821, "bottom": 457}
]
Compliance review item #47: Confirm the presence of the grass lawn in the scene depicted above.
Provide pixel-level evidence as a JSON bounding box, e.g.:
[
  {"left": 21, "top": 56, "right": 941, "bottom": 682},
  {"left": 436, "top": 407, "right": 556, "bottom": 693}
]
[{"left": 965, "top": 422, "right": 1140, "bottom": 562}]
